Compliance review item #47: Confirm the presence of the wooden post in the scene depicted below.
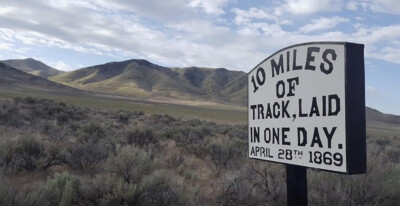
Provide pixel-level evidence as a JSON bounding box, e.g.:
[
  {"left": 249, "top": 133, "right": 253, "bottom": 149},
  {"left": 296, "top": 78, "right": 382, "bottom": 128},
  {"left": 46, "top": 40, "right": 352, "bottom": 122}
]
[{"left": 286, "top": 165, "right": 307, "bottom": 206}]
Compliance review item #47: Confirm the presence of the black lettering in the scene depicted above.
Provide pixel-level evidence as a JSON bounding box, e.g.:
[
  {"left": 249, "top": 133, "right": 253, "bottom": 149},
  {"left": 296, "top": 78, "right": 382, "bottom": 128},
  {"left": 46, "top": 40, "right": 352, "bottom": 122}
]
[
  {"left": 250, "top": 105, "right": 257, "bottom": 120},
  {"left": 328, "top": 94, "right": 340, "bottom": 116},
  {"left": 267, "top": 148, "right": 273, "bottom": 157},
  {"left": 282, "top": 100, "right": 290, "bottom": 118},
  {"left": 264, "top": 128, "right": 271, "bottom": 143},
  {"left": 271, "top": 54, "right": 284, "bottom": 77},
  {"left": 287, "top": 77, "right": 299, "bottom": 97},
  {"left": 320, "top": 49, "right": 337, "bottom": 74},
  {"left": 286, "top": 51, "right": 290, "bottom": 72},
  {"left": 282, "top": 127, "right": 290, "bottom": 145},
  {"left": 265, "top": 103, "right": 272, "bottom": 118},
  {"left": 324, "top": 127, "right": 337, "bottom": 149},
  {"left": 292, "top": 49, "right": 302, "bottom": 70},
  {"left": 273, "top": 102, "right": 280, "bottom": 118},
  {"left": 257, "top": 104, "right": 264, "bottom": 119},
  {"left": 276, "top": 80, "right": 285, "bottom": 98},
  {"left": 305, "top": 47, "right": 320, "bottom": 71},
  {"left": 298, "top": 99, "right": 308, "bottom": 117},
  {"left": 250, "top": 147, "right": 255, "bottom": 156},
  {"left": 297, "top": 127, "right": 307, "bottom": 146},
  {"left": 260, "top": 147, "right": 266, "bottom": 157},
  {"left": 256, "top": 67, "right": 266, "bottom": 85},
  {"left": 252, "top": 127, "right": 260, "bottom": 143},
  {"left": 309, "top": 97, "right": 320, "bottom": 117},
  {"left": 251, "top": 76, "right": 259, "bottom": 93},
  {"left": 251, "top": 127, "right": 253, "bottom": 142},
  {"left": 310, "top": 127, "right": 323, "bottom": 148},
  {"left": 273, "top": 128, "right": 280, "bottom": 144}
]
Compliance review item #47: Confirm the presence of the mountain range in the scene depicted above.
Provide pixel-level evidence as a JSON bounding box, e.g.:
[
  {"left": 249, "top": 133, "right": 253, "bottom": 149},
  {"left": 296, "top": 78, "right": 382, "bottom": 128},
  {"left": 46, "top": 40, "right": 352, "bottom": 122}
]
[
  {"left": 0, "top": 62, "right": 77, "bottom": 93},
  {"left": 1, "top": 58, "right": 64, "bottom": 78},
  {"left": 49, "top": 59, "right": 247, "bottom": 106},
  {"left": 0, "top": 58, "right": 399, "bottom": 130}
]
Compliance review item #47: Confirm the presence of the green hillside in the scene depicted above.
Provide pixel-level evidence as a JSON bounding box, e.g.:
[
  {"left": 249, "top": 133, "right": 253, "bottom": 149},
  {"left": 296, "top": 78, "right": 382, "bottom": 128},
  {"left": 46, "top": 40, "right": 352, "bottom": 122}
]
[
  {"left": 1, "top": 58, "right": 64, "bottom": 78},
  {"left": 0, "top": 62, "right": 77, "bottom": 93},
  {"left": 50, "top": 59, "right": 247, "bottom": 106}
]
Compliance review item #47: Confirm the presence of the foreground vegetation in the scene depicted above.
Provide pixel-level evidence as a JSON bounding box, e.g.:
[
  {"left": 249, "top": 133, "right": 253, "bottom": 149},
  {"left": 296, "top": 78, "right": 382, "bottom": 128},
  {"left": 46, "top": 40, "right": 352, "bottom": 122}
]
[
  {"left": 0, "top": 89, "right": 246, "bottom": 124},
  {"left": 0, "top": 97, "right": 399, "bottom": 205}
]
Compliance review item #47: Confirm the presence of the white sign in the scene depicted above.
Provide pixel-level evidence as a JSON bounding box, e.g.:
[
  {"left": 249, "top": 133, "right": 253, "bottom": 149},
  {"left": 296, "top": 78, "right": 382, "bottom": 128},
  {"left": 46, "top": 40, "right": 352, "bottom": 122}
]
[{"left": 248, "top": 42, "right": 366, "bottom": 174}]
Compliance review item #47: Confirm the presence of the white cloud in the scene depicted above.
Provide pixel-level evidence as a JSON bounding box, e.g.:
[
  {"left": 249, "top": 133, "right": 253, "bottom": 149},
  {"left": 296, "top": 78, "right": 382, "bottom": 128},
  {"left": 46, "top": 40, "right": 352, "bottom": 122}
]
[
  {"left": 188, "top": 0, "right": 230, "bottom": 15},
  {"left": 346, "top": 0, "right": 400, "bottom": 15},
  {"left": 51, "top": 61, "right": 73, "bottom": 71},
  {"left": 284, "top": 0, "right": 344, "bottom": 14},
  {"left": 366, "top": 86, "right": 379, "bottom": 93},
  {"left": 355, "top": 16, "right": 366, "bottom": 21},
  {"left": 0, "top": 42, "right": 13, "bottom": 50},
  {"left": 299, "top": 16, "right": 349, "bottom": 33},
  {"left": 232, "top": 8, "right": 277, "bottom": 25},
  {"left": 0, "top": 0, "right": 400, "bottom": 72},
  {"left": 353, "top": 25, "right": 400, "bottom": 45},
  {"left": 0, "top": 6, "right": 15, "bottom": 15},
  {"left": 370, "top": 46, "right": 400, "bottom": 64}
]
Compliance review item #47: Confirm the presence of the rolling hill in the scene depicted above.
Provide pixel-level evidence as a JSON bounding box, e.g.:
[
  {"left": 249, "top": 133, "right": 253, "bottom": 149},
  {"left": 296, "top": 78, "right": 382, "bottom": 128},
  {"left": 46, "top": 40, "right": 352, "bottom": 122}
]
[
  {"left": 1, "top": 58, "right": 64, "bottom": 78},
  {"left": 0, "top": 62, "right": 79, "bottom": 93},
  {"left": 366, "top": 107, "right": 400, "bottom": 132},
  {"left": 50, "top": 59, "right": 247, "bottom": 106}
]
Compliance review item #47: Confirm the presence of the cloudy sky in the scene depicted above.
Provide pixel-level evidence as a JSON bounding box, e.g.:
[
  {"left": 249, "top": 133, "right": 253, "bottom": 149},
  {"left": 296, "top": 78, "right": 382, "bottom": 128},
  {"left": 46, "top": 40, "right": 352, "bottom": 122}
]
[{"left": 0, "top": 0, "right": 399, "bottom": 114}]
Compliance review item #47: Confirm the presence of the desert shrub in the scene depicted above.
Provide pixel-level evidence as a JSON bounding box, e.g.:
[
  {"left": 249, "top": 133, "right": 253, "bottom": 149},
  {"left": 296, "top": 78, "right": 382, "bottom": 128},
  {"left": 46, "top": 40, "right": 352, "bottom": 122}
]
[
  {"left": 209, "top": 143, "right": 232, "bottom": 168},
  {"left": 226, "top": 126, "right": 247, "bottom": 140},
  {"left": 386, "top": 147, "right": 400, "bottom": 163},
  {"left": 39, "top": 171, "right": 188, "bottom": 206},
  {"left": 56, "top": 113, "right": 70, "bottom": 125},
  {"left": 209, "top": 139, "right": 246, "bottom": 169},
  {"left": 115, "top": 110, "right": 144, "bottom": 124},
  {"left": 14, "top": 138, "right": 45, "bottom": 171},
  {"left": 117, "top": 112, "right": 130, "bottom": 124},
  {"left": 0, "top": 138, "right": 65, "bottom": 174},
  {"left": 167, "top": 153, "right": 185, "bottom": 169},
  {"left": 0, "top": 106, "right": 24, "bottom": 128},
  {"left": 374, "top": 137, "right": 391, "bottom": 146},
  {"left": 308, "top": 144, "right": 400, "bottom": 205},
  {"left": 42, "top": 172, "right": 81, "bottom": 206},
  {"left": 42, "top": 123, "right": 70, "bottom": 142},
  {"left": 171, "top": 126, "right": 211, "bottom": 147},
  {"left": 213, "top": 163, "right": 285, "bottom": 206},
  {"left": 215, "top": 175, "right": 253, "bottom": 205},
  {"left": 12, "top": 96, "right": 22, "bottom": 103},
  {"left": 182, "top": 143, "right": 209, "bottom": 158},
  {"left": 78, "top": 122, "right": 106, "bottom": 144},
  {"left": 186, "top": 119, "right": 205, "bottom": 127},
  {"left": 65, "top": 143, "right": 107, "bottom": 170},
  {"left": 125, "top": 128, "right": 157, "bottom": 147},
  {"left": 149, "top": 114, "right": 176, "bottom": 126},
  {"left": 0, "top": 140, "right": 16, "bottom": 174},
  {"left": 138, "top": 171, "right": 187, "bottom": 206},
  {"left": 0, "top": 176, "right": 44, "bottom": 206},
  {"left": 24, "top": 96, "right": 37, "bottom": 104},
  {"left": 43, "top": 174, "right": 139, "bottom": 206},
  {"left": 382, "top": 165, "right": 400, "bottom": 205},
  {"left": 247, "top": 163, "right": 286, "bottom": 203},
  {"left": 107, "top": 145, "right": 155, "bottom": 184},
  {"left": 41, "top": 145, "right": 65, "bottom": 170},
  {"left": 0, "top": 138, "right": 45, "bottom": 173},
  {"left": 98, "top": 176, "right": 140, "bottom": 206}
]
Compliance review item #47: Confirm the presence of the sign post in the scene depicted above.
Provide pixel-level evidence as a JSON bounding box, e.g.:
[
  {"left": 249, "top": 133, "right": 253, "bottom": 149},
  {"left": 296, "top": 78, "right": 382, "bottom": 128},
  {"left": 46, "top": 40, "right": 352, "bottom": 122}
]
[{"left": 248, "top": 42, "right": 366, "bottom": 205}]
